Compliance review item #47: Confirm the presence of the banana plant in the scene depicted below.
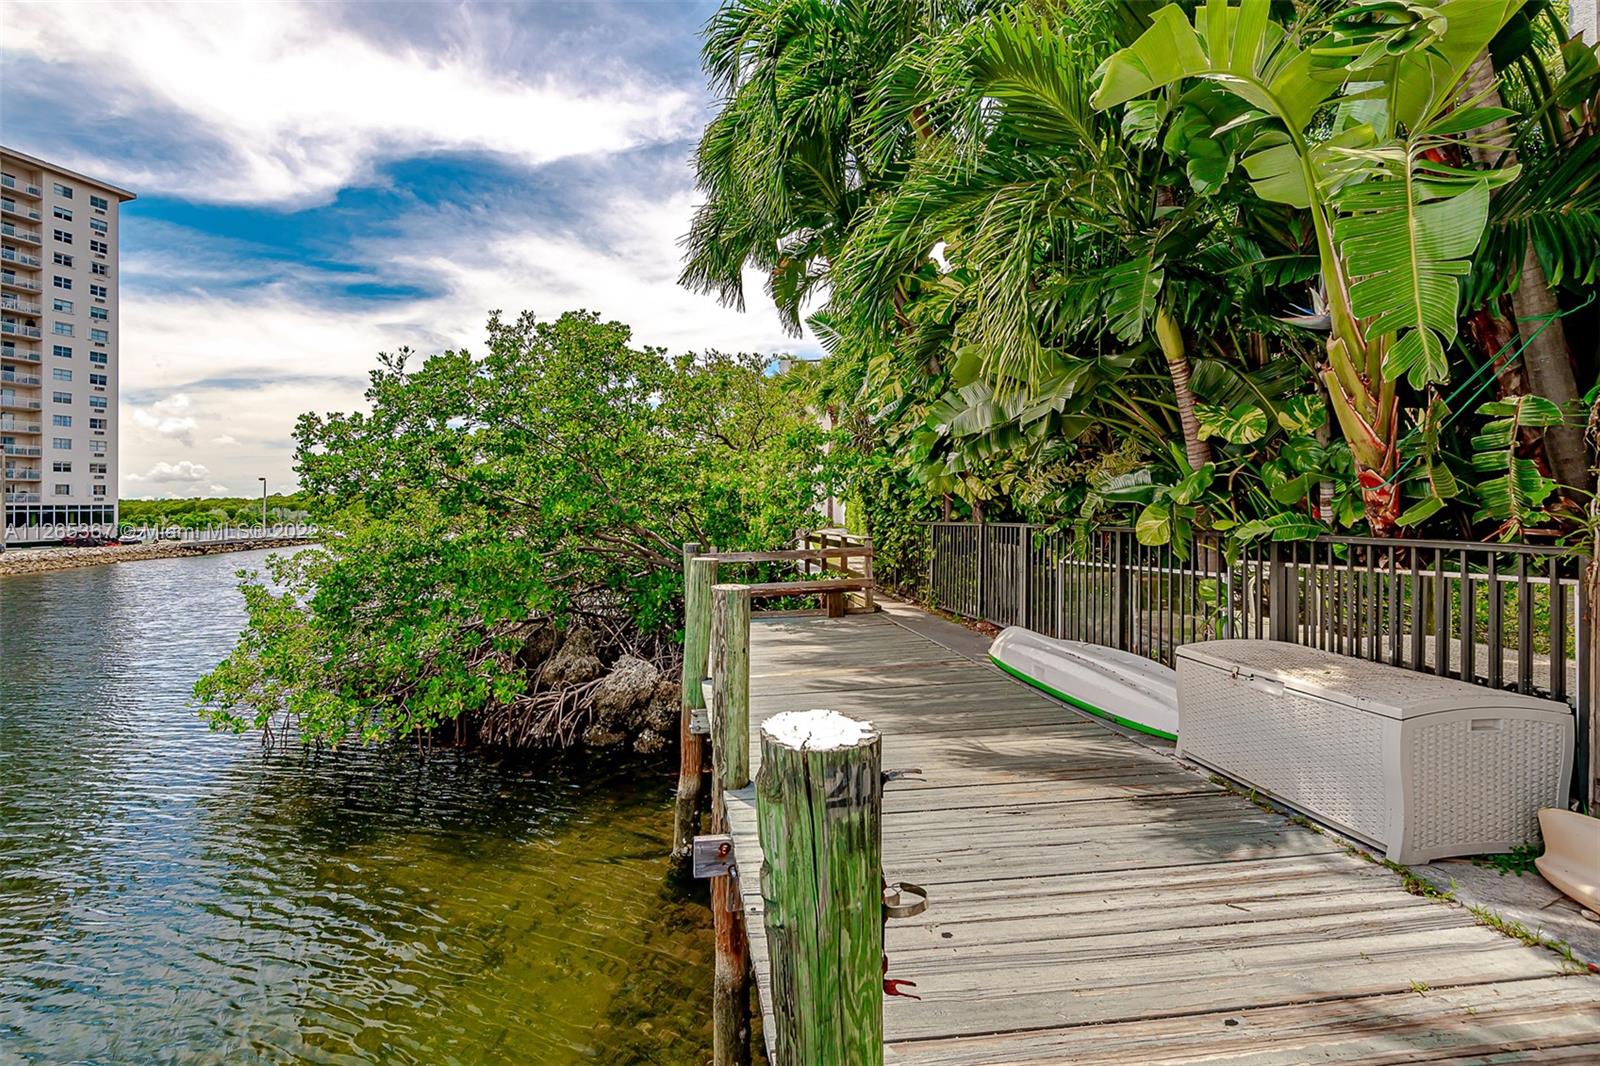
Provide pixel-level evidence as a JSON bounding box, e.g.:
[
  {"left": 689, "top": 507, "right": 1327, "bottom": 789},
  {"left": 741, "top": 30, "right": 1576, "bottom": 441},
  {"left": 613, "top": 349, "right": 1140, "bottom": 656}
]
[{"left": 1092, "top": 0, "right": 1526, "bottom": 535}]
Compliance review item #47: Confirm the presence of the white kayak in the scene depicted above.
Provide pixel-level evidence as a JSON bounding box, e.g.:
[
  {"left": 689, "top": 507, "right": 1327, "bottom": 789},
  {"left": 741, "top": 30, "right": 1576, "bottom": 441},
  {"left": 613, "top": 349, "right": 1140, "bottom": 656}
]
[{"left": 989, "top": 627, "right": 1179, "bottom": 740}]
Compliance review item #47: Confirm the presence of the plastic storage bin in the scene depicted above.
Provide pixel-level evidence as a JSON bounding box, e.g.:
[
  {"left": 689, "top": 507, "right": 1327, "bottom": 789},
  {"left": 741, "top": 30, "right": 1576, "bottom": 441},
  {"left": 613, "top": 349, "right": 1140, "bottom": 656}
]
[{"left": 1175, "top": 640, "right": 1574, "bottom": 864}]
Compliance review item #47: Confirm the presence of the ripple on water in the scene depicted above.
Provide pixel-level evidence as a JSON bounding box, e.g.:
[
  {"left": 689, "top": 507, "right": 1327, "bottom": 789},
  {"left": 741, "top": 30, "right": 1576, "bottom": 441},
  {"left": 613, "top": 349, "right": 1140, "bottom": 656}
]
[{"left": 0, "top": 550, "right": 713, "bottom": 1064}]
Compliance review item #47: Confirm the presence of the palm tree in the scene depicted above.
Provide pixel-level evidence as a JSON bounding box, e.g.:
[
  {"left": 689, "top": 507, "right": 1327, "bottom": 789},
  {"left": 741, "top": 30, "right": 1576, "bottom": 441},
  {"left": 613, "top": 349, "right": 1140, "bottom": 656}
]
[{"left": 680, "top": 0, "right": 1004, "bottom": 334}]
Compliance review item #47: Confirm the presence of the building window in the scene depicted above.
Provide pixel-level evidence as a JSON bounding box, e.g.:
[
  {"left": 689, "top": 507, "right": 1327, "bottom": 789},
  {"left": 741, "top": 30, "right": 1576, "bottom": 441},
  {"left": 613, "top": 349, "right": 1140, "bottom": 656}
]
[
  {"left": 53, "top": 252, "right": 73, "bottom": 267},
  {"left": 52, "top": 414, "right": 70, "bottom": 427},
  {"left": 88, "top": 373, "right": 105, "bottom": 386},
  {"left": 90, "top": 219, "right": 107, "bottom": 236},
  {"left": 52, "top": 275, "right": 70, "bottom": 290},
  {"left": 89, "top": 328, "right": 107, "bottom": 342},
  {"left": 89, "top": 240, "right": 107, "bottom": 255},
  {"left": 88, "top": 439, "right": 105, "bottom": 454},
  {"left": 89, "top": 194, "right": 108, "bottom": 211},
  {"left": 52, "top": 298, "right": 72, "bottom": 313},
  {"left": 89, "top": 352, "right": 106, "bottom": 366},
  {"left": 92, "top": 484, "right": 106, "bottom": 497},
  {"left": 89, "top": 284, "right": 107, "bottom": 298},
  {"left": 51, "top": 437, "right": 71, "bottom": 450},
  {"left": 52, "top": 368, "right": 70, "bottom": 381},
  {"left": 53, "top": 207, "right": 72, "bottom": 221},
  {"left": 89, "top": 307, "right": 106, "bottom": 321},
  {"left": 52, "top": 322, "right": 72, "bottom": 336},
  {"left": 52, "top": 391, "right": 71, "bottom": 404},
  {"left": 52, "top": 344, "right": 71, "bottom": 358},
  {"left": 90, "top": 262, "right": 108, "bottom": 276},
  {"left": 52, "top": 460, "right": 71, "bottom": 473},
  {"left": 52, "top": 183, "right": 73, "bottom": 199},
  {"left": 89, "top": 462, "right": 106, "bottom": 474},
  {"left": 54, "top": 483, "right": 70, "bottom": 496},
  {"left": 53, "top": 229, "right": 72, "bottom": 245},
  {"left": 89, "top": 417, "right": 106, "bottom": 430},
  {"left": 89, "top": 396, "right": 106, "bottom": 410}
]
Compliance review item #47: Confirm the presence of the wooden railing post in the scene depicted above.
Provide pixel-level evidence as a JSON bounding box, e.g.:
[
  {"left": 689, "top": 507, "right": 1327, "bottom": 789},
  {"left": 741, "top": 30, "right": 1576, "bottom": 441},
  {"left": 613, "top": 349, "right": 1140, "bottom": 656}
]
[
  {"left": 862, "top": 535, "right": 876, "bottom": 613},
  {"left": 712, "top": 584, "right": 752, "bottom": 791},
  {"left": 756, "top": 709, "right": 883, "bottom": 1066},
  {"left": 708, "top": 582, "right": 754, "bottom": 1066},
  {"left": 672, "top": 546, "right": 714, "bottom": 863}
]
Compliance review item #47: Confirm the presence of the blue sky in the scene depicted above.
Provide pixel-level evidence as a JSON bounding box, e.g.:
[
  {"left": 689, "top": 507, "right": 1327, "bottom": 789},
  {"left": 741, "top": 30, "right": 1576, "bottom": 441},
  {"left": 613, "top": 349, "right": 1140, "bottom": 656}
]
[{"left": 0, "top": 0, "right": 814, "bottom": 497}]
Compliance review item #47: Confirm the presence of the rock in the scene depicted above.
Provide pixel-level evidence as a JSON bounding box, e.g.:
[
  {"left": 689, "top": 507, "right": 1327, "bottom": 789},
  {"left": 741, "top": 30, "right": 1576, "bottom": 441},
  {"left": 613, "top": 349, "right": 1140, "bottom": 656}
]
[
  {"left": 582, "top": 722, "right": 627, "bottom": 748},
  {"left": 633, "top": 728, "right": 666, "bottom": 754},
  {"left": 643, "top": 678, "right": 679, "bottom": 732},
  {"left": 519, "top": 622, "right": 558, "bottom": 668},
  {"left": 539, "top": 625, "right": 603, "bottom": 686},
  {"left": 592, "top": 655, "right": 660, "bottom": 723}
]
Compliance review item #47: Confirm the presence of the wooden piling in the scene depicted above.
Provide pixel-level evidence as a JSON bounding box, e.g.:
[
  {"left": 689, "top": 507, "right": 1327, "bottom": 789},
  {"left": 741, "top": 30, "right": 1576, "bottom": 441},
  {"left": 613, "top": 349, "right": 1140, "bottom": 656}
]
[
  {"left": 673, "top": 546, "right": 714, "bottom": 863},
  {"left": 708, "top": 582, "right": 754, "bottom": 1066},
  {"left": 712, "top": 584, "right": 752, "bottom": 791},
  {"left": 755, "top": 709, "right": 884, "bottom": 1066}
]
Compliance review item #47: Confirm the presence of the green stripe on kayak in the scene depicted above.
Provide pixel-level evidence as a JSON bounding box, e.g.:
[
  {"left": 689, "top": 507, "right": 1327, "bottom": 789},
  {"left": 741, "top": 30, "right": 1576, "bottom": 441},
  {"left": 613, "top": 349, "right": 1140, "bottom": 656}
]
[{"left": 989, "top": 654, "right": 1177, "bottom": 741}]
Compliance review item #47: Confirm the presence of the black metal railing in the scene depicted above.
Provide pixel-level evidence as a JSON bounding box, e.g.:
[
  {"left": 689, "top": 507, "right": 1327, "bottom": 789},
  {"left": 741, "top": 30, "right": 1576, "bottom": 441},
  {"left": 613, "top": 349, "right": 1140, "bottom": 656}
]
[{"left": 930, "top": 522, "right": 1591, "bottom": 710}]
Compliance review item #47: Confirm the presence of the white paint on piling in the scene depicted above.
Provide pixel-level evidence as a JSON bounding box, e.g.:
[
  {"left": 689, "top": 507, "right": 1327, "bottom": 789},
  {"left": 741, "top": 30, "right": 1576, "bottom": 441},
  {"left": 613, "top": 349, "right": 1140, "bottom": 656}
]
[{"left": 761, "top": 709, "right": 877, "bottom": 751}]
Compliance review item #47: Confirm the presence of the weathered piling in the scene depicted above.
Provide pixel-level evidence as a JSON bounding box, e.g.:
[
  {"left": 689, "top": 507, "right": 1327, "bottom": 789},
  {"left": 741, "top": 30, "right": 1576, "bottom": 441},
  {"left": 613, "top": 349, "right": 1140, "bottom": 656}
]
[
  {"left": 673, "top": 545, "right": 714, "bottom": 863},
  {"left": 708, "top": 582, "right": 754, "bottom": 1066},
  {"left": 755, "top": 709, "right": 884, "bottom": 1066},
  {"left": 711, "top": 584, "right": 752, "bottom": 790}
]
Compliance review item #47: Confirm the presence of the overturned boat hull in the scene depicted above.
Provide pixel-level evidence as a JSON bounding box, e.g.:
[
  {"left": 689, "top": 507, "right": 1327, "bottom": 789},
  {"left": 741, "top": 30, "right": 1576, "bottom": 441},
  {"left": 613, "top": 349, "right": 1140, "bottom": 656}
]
[{"left": 989, "top": 627, "right": 1179, "bottom": 740}]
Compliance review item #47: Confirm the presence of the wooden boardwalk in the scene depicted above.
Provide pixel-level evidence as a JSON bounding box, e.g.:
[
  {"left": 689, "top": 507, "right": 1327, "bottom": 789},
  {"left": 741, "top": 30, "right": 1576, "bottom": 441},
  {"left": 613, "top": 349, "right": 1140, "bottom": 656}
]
[{"left": 722, "top": 610, "right": 1600, "bottom": 1064}]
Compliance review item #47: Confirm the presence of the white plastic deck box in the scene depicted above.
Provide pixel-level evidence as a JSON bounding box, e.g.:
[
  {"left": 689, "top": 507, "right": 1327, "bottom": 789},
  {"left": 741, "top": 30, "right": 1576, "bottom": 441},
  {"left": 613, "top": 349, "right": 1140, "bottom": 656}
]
[{"left": 1175, "top": 640, "right": 1574, "bottom": 864}]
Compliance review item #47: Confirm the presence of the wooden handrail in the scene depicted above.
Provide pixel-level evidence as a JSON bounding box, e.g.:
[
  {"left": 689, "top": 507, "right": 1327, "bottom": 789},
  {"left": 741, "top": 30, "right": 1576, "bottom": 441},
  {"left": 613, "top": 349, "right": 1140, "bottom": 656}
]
[{"left": 696, "top": 547, "right": 873, "bottom": 563}]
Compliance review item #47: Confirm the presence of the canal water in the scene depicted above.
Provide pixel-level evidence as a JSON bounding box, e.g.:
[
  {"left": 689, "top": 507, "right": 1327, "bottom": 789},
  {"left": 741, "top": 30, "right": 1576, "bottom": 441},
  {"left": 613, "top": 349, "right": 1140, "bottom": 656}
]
[{"left": 0, "top": 549, "right": 712, "bottom": 1064}]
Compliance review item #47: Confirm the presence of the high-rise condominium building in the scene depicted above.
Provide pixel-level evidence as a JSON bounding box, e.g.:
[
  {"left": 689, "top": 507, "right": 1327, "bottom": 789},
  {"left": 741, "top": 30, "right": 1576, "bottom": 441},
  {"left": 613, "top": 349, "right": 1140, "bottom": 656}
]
[{"left": 2, "top": 147, "right": 134, "bottom": 545}]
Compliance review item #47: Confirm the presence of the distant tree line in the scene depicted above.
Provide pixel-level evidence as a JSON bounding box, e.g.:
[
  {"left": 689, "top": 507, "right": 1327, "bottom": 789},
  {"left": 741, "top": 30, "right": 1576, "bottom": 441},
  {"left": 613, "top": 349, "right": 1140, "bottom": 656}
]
[{"left": 120, "top": 495, "right": 312, "bottom": 529}]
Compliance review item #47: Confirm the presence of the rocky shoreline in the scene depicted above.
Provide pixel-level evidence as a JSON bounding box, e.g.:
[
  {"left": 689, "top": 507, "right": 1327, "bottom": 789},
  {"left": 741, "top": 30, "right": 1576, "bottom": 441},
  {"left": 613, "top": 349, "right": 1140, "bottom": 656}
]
[{"left": 0, "top": 538, "right": 310, "bottom": 577}]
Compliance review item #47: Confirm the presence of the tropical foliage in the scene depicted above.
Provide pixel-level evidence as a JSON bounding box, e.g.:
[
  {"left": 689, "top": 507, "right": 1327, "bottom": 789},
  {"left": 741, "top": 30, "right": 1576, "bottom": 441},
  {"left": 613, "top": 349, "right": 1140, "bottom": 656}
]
[
  {"left": 195, "top": 312, "right": 837, "bottom": 745},
  {"left": 685, "top": 0, "right": 1599, "bottom": 575}
]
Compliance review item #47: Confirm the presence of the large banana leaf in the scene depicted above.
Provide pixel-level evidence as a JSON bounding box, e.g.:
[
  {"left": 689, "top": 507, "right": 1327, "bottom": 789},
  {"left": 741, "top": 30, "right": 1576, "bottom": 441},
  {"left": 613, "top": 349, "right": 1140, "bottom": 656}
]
[{"left": 1334, "top": 175, "right": 1491, "bottom": 388}]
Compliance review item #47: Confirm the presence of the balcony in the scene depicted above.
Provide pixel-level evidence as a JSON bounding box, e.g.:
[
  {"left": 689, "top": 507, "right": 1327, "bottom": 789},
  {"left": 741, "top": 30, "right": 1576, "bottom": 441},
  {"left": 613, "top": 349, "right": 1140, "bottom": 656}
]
[
  {"left": 1, "top": 199, "right": 41, "bottom": 222},
  {"left": 4, "top": 491, "right": 42, "bottom": 503},
  {"left": 1, "top": 346, "right": 42, "bottom": 364},
  {"left": 1, "top": 371, "right": 41, "bottom": 386},
  {"left": 0, "top": 247, "right": 42, "bottom": 269},
  {"left": 0, "top": 294, "right": 41, "bottom": 315},
  {"left": 2, "top": 444, "right": 42, "bottom": 457},
  {"left": 0, "top": 222, "right": 41, "bottom": 245},
  {"left": 3, "top": 468, "right": 42, "bottom": 481},
  {"left": 2, "top": 322, "right": 42, "bottom": 339},
  {"left": 1, "top": 273, "right": 40, "bottom": 293},
  {"left": 0, "top": 175, "right": 43, "bottom": 199},
  {"left": 0, "top": 419, "right": 41, "bottom": 434},
  {"left": 1, "top": 395, "right": 43, "bottom": 411}
]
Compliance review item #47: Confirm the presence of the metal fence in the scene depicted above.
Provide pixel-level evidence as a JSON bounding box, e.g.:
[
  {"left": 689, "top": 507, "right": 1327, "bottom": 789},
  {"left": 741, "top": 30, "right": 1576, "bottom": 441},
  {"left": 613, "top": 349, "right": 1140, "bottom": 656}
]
[{"left": 931, "top": 521, "right": 1593, "bottom": 736}]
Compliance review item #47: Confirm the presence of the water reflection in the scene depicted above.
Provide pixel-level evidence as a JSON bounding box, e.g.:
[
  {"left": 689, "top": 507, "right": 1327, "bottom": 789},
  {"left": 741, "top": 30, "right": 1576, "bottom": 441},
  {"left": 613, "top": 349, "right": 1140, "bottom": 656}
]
[{"left": 0, "top": 550, "right": 711, "bottom": 1064}]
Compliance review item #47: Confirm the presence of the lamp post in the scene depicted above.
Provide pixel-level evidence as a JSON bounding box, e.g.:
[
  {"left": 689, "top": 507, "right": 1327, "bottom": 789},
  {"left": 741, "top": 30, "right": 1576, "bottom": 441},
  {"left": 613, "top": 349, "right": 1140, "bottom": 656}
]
[{"left": 258, "top": 476, "right": 267, "bottom": 536}]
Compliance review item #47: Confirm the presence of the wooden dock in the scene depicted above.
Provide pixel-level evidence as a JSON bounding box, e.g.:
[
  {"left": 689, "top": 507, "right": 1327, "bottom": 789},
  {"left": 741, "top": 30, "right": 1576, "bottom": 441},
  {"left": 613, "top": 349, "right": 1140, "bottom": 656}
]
[{"left": 721, "top": 608, "right": 1600, "bottom": 1064}]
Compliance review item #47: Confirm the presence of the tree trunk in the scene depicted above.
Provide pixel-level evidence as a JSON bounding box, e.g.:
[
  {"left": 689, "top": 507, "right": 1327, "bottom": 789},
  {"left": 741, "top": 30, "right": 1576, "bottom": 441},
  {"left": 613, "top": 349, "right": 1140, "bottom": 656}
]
[
  {"left": 1462, "top": 52, "right": 1590, "bottom": 499},
  {"left": 1511, "top": 243, "right": 1590, "bottom": 498},
  {"left": 1155, "top": 306, "right": 1212, "bottom": 470}
]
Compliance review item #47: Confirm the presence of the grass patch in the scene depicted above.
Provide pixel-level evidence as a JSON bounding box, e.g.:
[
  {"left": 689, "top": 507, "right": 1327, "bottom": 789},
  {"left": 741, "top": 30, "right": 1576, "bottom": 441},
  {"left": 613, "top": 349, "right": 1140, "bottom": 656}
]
[{"left": 1472, "top": 843, "right": 1541, "bottom": 878}]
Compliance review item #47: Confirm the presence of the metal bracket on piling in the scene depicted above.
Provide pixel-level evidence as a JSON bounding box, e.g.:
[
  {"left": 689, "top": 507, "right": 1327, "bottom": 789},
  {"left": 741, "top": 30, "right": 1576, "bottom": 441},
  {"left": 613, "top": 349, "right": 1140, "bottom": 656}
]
[{"left": 882, "top": 767, "right": 925, "bottom": 784}]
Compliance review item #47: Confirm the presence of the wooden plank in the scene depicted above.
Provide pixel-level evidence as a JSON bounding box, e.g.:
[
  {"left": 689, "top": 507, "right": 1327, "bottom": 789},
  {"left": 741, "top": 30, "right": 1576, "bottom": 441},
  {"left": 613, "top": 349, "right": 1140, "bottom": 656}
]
[
  {"left": 701, "top": 547, "right": 872, "bottom": 563},
  {"left": 887, "top": 976, "right": 1600, "bottom": 1064},
  {"left": 744, "top": 577, "right": 874, "bottom": 597}
]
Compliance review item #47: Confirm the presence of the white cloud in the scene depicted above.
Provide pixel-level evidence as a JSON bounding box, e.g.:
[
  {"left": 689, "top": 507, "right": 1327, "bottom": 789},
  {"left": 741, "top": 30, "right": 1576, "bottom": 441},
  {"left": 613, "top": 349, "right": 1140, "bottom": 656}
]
[
  {"left": 210, "top": 435, "right": 239, "bottom": 446},
  {"left": 129, "top": 393, "right": 198, "bottom": 447},
  {"left": 1, "top": 0, "right": 699, "bottom": 205},
  {"left": 128, "top": 459, "right": 210, "bottom": 484}
]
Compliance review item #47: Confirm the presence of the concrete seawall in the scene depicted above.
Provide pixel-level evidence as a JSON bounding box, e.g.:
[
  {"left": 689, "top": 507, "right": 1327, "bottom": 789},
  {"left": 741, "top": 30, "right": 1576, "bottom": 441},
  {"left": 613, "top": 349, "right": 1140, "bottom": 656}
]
[{"left": 0, "top": 538, "right": 311, "bottom": 578}]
